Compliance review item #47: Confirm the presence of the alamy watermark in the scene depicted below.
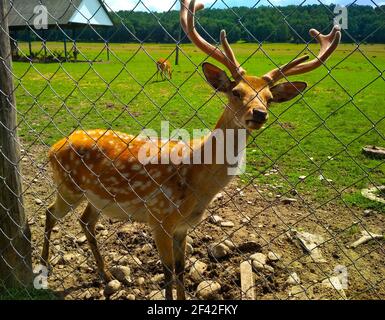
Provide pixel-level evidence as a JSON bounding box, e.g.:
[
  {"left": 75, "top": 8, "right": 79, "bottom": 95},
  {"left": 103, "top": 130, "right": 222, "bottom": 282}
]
[
  {"left": 334, "top": 5, "right": 348, "bottom": 30},
  {"left": 33, "top": 264, "right": 49, "bottom": 289},
  {"left": 334, "top": 264, "right": 349, "bottom": 290},
  {"left": 137, "top": 121, "right": 247, "bottom": 176},
  {"left": 33, "top": 5, "right": 48, "bottom": 30}
]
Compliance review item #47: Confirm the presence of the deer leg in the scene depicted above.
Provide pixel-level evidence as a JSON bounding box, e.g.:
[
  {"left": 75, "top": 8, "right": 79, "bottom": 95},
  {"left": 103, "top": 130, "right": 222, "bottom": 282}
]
[
  {"left": 79, "top": 203, "right": 112, "bottom": 282},
  {"left": 173, "top": 229, "right": 187, "bottom": 300},
  {"left": 152, "top": 226, "right": 174, "bottom": 300},
  {"left": 41, "top": 191, "right": 82, "bottom": 267},
  {"left": 41, "top": 203, "right": 57, "bottom": 267}
]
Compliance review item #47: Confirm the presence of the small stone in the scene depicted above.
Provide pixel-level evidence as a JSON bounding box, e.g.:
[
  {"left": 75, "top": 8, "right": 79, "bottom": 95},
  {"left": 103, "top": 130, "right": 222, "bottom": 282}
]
[
  {"left": 126, "top": 294, "right": 136, "bottom": 300},
  {"left": 52, "top": 226, "right": 59, "bottom": 232},
  {"left": 196, "top": 281, "right": 221, "bottom": 299},
  {"left": 111, "top": 266, "right": 131, "bottom": 284},
  {"left": 264, "top": 265, "right": 274, "bottom": 273},
  {"left": 288, "top": 285, "right": 309, "bottom": 299},
  {"left": 281, "top": 197, "right": 297, "bottom": 205},
  {"left": 100, "top": 230, "right": 108, "bottom": 236},
  {"left": 79, "top": 291, "right": 92, "bottom": 299},
  {"left": 220, "top": 221, "right": 235, "bottom": 228},
  {"left": 141, "top": 243, "right": 153, "bottom": 252},
  {"left": 209, "top": 215, "right": 223, "bottom": 224},
  {"left": 50, "top": 255, "right": 61, "bottom": 266},
  {"left": 363, "top": 209, "right": 372, "bottom": 216},
  {"left": 117, "top": 224, "right": 133, "bottom": 236},
  {"left": 189, "top": 260, "right": 208, "bottom": 283},
  {"left": 250, "top": 253, "right": 267, "bottom": 265},
  {"left": 111, "top": 290, "right": 126, "bottom": 300},
  {"left": 151, "top": 274, "right": 164, "bottom": 283},
  {"left": 186, "top": 236, "right": 194, "bottom": 244},
  {"left": 298, "top": 175, "right": 306, "bottom": 181},
  {"left": 125, "top": 255, "right": 142, "bottom": 266},
  {"left": 286, "top": 272, "right": 301, "bottom": 285},
  {"left": 268, "top": 251, "right": 281, "bottom": 261},
  {"left": 132, "top": 288, "right": 141, "bottom": 295},
  {"left": 61, "top": 253, "right": 78, "bottom": 264},
  {"left": 35, "top": 198, "right": 43, "bottom": 205},
  {"left": 224, "top": 240, "right": 235, "bottom": 250},
  {"left": 252, "top": 260, "right": 264, "bottom": 270},
  {"left": 241, "top": 216, "right": 251, "bottom": 223},
  {"left": 76, "top": 235, "right": 87, "bottom": 244},
  {"left": 186, "top": 243, "right": 194, "bottom": 255},
  {"left": 202, "top": 235, "right": 213, "bottom": 242},
  {"left": 147, "top": 290, "right": 164, "bottom": 300},
  {"left": 136, "top": 277, "right": 145, "bottom": 285},
  {"left": 104, "top": 280, "right": 121, "bottom": 296},
  {"left": 322, "top": 276, "right": 345, "bottom": 291},
  {"left": 96, "top": 223, "right": 106, "bottom": 231},
  {"left": 209, "top": 243, "right": 230, "bottom": 259},
  {"left": 147, "top": 289, "right": 177, "bottom": 300}
]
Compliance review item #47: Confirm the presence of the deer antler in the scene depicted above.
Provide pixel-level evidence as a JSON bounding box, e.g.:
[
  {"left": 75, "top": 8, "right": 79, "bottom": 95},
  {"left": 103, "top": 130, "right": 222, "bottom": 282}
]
[
  {"left": 265, "top": 26, "right": 341, "bottom": 83},
  {"left": 180, "top": 0, "right": 246, "bottom": 80}
]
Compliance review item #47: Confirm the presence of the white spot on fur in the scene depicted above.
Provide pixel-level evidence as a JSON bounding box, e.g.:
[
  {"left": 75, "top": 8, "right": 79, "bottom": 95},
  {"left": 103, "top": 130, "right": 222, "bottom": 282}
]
[
  {"left": 132, "top": 181, "right": 143, "bottom": 189},
  {"left": 132, "top": 164, "right": 141, "bottom": 171}
]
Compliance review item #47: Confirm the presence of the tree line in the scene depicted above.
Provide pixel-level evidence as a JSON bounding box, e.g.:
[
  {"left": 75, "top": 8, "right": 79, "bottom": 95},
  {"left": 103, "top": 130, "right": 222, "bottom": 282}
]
[{"left": 14, "top": 4, "right": 385, "bottom": 44}]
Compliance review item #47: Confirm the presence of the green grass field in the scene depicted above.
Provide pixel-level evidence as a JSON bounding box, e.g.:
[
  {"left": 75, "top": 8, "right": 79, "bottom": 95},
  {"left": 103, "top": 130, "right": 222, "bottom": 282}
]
[{"left": 13, "top": 42, "right": 385, "bottom": 211}]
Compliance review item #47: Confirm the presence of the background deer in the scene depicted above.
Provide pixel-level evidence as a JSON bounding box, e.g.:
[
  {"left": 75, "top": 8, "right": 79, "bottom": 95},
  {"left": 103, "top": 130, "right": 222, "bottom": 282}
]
[
  {"left": 156, "top": 58, "right": 172, "bottom": 80},
  {"left": 41, "top": 0, "right": 341, "bottom": 300}
]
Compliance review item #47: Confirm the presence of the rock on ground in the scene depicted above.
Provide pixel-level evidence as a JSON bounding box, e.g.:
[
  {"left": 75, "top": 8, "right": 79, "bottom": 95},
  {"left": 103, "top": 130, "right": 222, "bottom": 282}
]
[
  {"left": 209, "top": 243, "right": 230, "bottom": 259},
  {"left": 104, "top": 280, "right": 121, "bottom": 296},
  {"left": 250, "top": 253, "right": 267, "bottom": 265},
  {"left": 189, "top": 260, "right": 208, "bottom": 283},
  {"left": 286, "top": 272, "right": 301, "bottom": 285},
  {"left": 110, "top": 266, "right": 132, "bottom": 284},
  {"left": 196, "top": 281, "right": 221, "bottom": 299},
  {"left": 268, "top": 251, "right": 281, "bottom": 261}
]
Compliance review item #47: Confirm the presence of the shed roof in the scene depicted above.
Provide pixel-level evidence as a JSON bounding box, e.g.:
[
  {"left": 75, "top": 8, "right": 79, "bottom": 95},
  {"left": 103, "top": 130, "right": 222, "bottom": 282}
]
[{"left": 8, "top": 0, "right": 114, "bottom": 29}]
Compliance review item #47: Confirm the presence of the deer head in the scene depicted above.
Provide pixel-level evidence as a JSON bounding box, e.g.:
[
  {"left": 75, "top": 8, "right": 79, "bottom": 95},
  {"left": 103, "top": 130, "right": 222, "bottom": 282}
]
[{"left": 180, "top": 0, "right": 341, "bottom": 130}]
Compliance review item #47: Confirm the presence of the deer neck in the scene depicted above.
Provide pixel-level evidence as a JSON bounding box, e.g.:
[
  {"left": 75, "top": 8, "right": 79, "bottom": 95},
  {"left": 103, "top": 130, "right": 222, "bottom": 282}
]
[{"left": 189, "top": 104, "right": 249, "bottom": 201}]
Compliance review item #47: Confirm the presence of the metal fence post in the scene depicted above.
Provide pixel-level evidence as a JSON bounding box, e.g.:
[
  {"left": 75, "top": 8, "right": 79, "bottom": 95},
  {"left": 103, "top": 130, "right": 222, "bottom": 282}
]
[{"left": 0, "top": 0, "right": 32, "bottom": 290}]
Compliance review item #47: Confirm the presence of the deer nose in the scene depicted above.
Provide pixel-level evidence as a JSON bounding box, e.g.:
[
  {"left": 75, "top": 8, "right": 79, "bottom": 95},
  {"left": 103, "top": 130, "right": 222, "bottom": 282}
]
[{"left": 252, "top": 109, "right": 268, "bottom": 122}]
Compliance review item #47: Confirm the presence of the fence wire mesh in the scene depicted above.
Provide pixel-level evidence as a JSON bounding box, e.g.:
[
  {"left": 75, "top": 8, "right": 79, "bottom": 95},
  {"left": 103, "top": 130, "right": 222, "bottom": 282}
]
[{"left": 0, "top": 0, "right": 384, "bottom": 300}]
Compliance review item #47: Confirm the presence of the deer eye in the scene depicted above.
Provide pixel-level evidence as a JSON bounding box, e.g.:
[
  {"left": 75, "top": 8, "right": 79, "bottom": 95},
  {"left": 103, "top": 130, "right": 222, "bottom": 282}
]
[{"left": 232, "top": 90, "right": 242, "bottom": 99}]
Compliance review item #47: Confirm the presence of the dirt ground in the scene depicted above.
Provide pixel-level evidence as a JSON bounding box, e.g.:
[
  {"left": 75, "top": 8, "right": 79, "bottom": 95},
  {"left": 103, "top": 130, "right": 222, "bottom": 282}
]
[{"left": 21, "top": 144, "right": 384, "bottom": 300}]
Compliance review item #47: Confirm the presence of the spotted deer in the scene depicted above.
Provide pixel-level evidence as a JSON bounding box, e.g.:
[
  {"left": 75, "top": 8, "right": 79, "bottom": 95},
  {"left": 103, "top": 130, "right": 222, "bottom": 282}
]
[
  {"left": 156, "top": 58, "right": 172, "bottom": 80},
  {"left": 41, "top": 0, "right": 341, "bottom": 300}
]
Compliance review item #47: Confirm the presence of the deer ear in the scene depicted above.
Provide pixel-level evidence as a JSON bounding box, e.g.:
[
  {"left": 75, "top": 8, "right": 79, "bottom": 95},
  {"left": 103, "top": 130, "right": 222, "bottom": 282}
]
[
  {"left": 202, "top": 63, "right": 234, "bottom": 93},
  {"left": 270, "top": 82, "right": 307, "bottom": 103}
]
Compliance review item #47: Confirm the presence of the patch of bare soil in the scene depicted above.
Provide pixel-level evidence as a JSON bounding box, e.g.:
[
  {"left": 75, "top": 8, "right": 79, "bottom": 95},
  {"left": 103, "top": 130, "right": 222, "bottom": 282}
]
[{"left": 21, "top": 144, "right": 384, "bottom": 300}]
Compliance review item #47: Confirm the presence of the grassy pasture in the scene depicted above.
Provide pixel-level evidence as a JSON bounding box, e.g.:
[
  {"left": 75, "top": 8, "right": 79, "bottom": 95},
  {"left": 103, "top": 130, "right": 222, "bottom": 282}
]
[{"left": 13, "top": 41, "right": 385, "bottom": 210}]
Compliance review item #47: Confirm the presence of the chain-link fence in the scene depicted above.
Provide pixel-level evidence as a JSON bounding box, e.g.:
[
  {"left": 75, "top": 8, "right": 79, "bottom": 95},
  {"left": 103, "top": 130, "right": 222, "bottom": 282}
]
[{"left": 0, "top": 0, "right": 384, "bottom": 300}]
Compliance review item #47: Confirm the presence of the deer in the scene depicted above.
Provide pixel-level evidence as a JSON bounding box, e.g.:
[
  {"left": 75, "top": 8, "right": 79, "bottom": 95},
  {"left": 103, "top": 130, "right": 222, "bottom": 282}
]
[
  {"left": 156, "top": 58, "right": 173, "bottom": 81},
  {"left": 40, "top": 0, "right": 341, "bottom": 300}
]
